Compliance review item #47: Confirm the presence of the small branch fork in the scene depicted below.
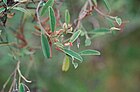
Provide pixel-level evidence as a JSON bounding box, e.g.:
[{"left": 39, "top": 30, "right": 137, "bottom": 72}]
[
  {"left": 73, "top": 0, "right": 124, "bottom": 31},
  {"left": 35, "top": 0, "right": 122, "bottom": 38},
  {"left": 1, "top": 0, "right": 126, "bottom": 90},
  {"left": 1, "top": 61, "right": 31, "bottom": 92}
]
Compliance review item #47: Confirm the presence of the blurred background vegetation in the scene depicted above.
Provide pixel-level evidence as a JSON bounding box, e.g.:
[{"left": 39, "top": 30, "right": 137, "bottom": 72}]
[{"left": 0, "top": 0, "right": 140, "bottom": 92}]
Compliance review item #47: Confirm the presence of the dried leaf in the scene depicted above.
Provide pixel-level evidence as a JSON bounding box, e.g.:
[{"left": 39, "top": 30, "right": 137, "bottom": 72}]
[{"left": 62, "top": 55, "right": 70, "bottom": 72}]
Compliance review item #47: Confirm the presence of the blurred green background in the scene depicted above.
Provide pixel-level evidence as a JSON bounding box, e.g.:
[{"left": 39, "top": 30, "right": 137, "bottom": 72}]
[{"left": 0, "top": 0, "right": 140, "bottom": 92}]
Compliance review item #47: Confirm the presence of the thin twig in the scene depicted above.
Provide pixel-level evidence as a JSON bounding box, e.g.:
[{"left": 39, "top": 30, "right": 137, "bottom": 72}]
[
  {"left": 94, "top": 7, "right": 115, "bottom": 19},
  {"left": 8, "top": 61, "right": 19, "bottom": 92},
  {"left": 74, "top": 1, "right": 91, "bottom": 31},
  {"left": 1, "top": 71, "right": 15, "bottom": 92},
  {"left": 23, "top": 83, "right": 31, "bottom": 92},
  {"left": 17, "top": 62, "right": 32, "bottom": 83},
  {"left": 36, "top": 0, "right": 50, "bottom": 37}
]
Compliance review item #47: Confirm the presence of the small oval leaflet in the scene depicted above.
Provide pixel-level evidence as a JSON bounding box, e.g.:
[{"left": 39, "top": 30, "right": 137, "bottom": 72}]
[
  {"left": 41, "top": 0, "right": 54, "bottom": 15},
  {"left": 69, "top": 30, "right": 81, "bottom": 43},
  {"left": 49, "top": 6, "right": 56, "bottom": 32},
  {"left": 65, "top": 9, "right": 70, "bottom": 25},
  {"left": 19, "top": 83, "right": 25, "bottom": 92},
  {"left": 79, "top": 49, "right": 101, "bottom": 56},
  {"left": 41, "top": 34, "right": 51, "bottom": 58},
  {"left": 62, "top": 48, "right": 83, "bottom": 62},
  {"left": 62, "top": 55, "right": 70, "bottom": 72},
  {"left": 115, "top": 17, "right": 122, "bottom": 26},
  {"left": 85, "top": 38, "right": 91, "bottom": 46}
]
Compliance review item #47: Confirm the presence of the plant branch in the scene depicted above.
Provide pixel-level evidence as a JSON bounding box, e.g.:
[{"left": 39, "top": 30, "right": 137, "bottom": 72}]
[
  {"left": 36, "top": 0, "right": 50, "bottom": 37},
  {"left": 94, "top": 7, "right": 115, "bottom": 19}
]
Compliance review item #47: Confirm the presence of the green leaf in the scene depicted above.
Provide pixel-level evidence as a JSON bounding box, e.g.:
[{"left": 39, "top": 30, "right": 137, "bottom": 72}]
[
  {"left": 85, "top": 38, "right": 91, "bottom": 46},
  {"left": 88, "top": 28, "right": 110, "bottom": 35},
  {"left": 62, "top": 55, "right": 70, "bottom": 72},
  {"left": 103, "top": 0, "right": 111, "bottom": 12},
  {"left": 93, "top": 0, "right": 97, "bottom": 6},
  {"left": 115, "top": 17, "right": 122, "bottom": 26},
  {"left": 65, "top": 9, "right": 70, "bottom": 24},
  {"left": 62, "top": 48, "right": 83, "bottom": 62},
  {"left": 79, "top": 49, "right": 101, "bottom": 56},
  {"left": 41, "top": 0, "right": 54, "bottom": 15},
  {"left": 13, "top": 7, "right": 29, "bottom": 14},
  {"left": 19, "top": 83, "right": 25, "bottom": 92},
  {"left": 3, "top": 0, "right": 7, "bottom": 5},
  {"left": 41, "top": 34, "right": 51, "bottom": 58},
  {"left": 89, "top": 28, "right": 111, "bottom": 38},
  {"left": 80, "top": 31, "right": 85, "bottom": 36},
  {"left": 69, "top": 30, "right": 81, "bottom": 43},
  {"left": 49, "top": 6, "right": 56, "bottom": 32},
  {"left": 0, "top": 7, "right": 5, "bottom": 13}
]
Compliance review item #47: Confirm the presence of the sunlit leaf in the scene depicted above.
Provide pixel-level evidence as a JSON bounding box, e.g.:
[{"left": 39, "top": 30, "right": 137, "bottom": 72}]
[
  {"left": 65, "top": 9, "right": 70, "bottom": 24},
  {"left": 110, "top": 27, "right": 121, "bottom": 31},
  {"left": 19, "top": 83, "right": 25, "bottom": 92},
  {"left": 115, "top": 17, "right": 122, "bottom": 26},
  {"left": 41, "top": 0, "right": 54, "bottom": 15},
  {"left": 62, "top": 48, "right": 83, "bottom": 62},
  {"left": 49, "top": 6, "right": 56, "bottom": 32},
  {"left": 85, "top": 38, "right": 91, "bottom": 46},
  {"left": 3, "top": 0, "right": 7, "bottom": 5},
  {"left": 103, "top": 0, "right": 111, "bottom": 12},
  {"left": 79, "top": 49, "right": 101, "bottom": 56},
  {"left": 41, "top": 34, "right": 51, "bottom": 58},
  {"left": 0, "top": 7, "right": 5, "bottom": 13},
  {"left": 62, "top": 55, "right": 70, "bottom": 72},
  {"left": 69, "top": 30, "right": 81, "bottom": 43}
]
